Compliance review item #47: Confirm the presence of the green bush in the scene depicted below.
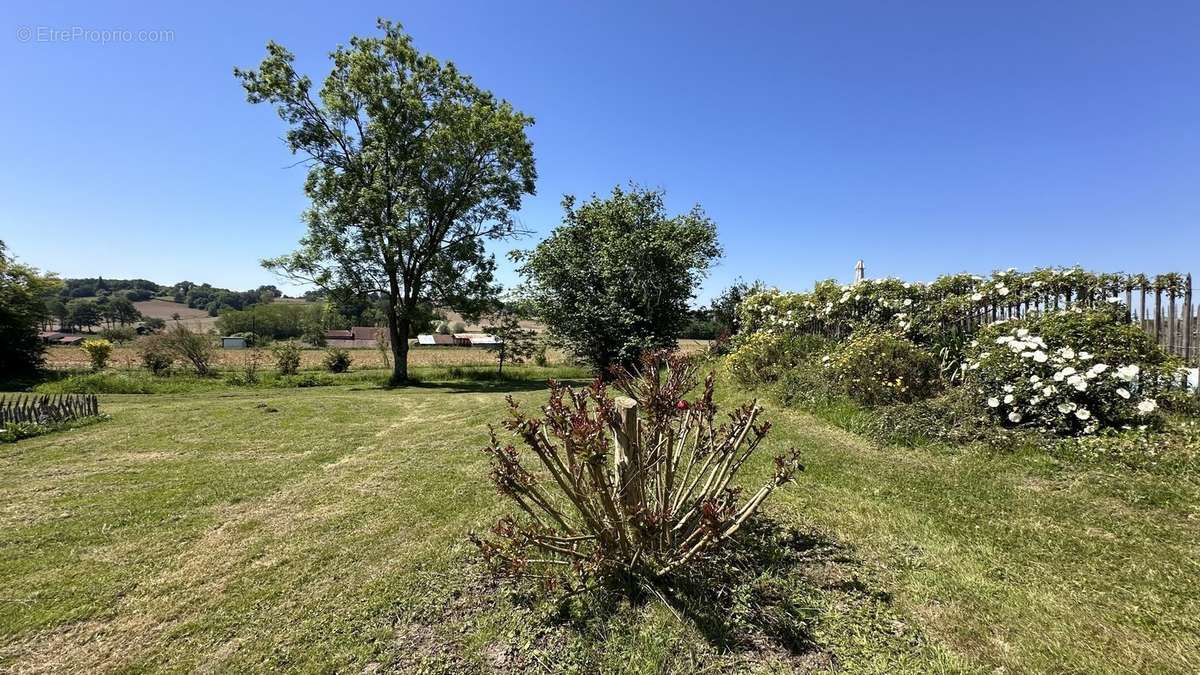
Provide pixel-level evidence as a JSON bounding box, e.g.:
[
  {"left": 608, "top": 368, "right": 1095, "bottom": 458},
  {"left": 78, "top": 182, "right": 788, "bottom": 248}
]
[
  {"left": 821, "top": 331, "right": 941, "bottom": 407},
  {"left": 161, "top": 324, "right": 216, "bottom": 376},
  {"left": 860, "top": 387, "right": 1012, "bottom": 448},
  {"left": 965, "top": 309, "right": 1175, "bottom": 435},
  {"left": 98, "top": 326, "right": 136, "bottom": 343},
  {"left": 80, "top": 339, "right": 114, "bottom": 372},
  {"left": 272, "top": 341, "right": 302, "bottom": 375},
  {"left": 771, "top": 359, "right": 840, "bottom": 408},
  {"left": 138, "top": 334, "right": 175, "bottom": 375},
  {"left": 322, "top": 347, "right": 352, "bottom": 373},
  {"left": 726, "top": 332, "right": 833, "bottom": 386}
]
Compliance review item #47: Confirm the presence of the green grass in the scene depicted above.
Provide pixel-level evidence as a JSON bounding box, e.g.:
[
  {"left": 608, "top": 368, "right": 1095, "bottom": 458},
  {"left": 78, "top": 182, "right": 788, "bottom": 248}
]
[
  {"left": 1, "top": 374, "right": 1197, "bottom": 672},
  {"left": 26, "top": 364, "right": 592, "bottom": 395}
]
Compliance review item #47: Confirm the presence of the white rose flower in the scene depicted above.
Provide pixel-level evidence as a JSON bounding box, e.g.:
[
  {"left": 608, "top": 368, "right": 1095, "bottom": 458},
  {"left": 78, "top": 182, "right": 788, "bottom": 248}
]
[
  {"left": 1075, "top": 408, "right": 1091, "bottom": 420},
  {"left": 1078, "top": 351, "right": 1092, "bottom": 360},
  {"left": 1002, "top": 385, "right": 1014, "bottom": 393},
  {"left": 1136, "top": 399, "right": 1158, "bottom": 414},
  {"left": 1016, "top": 328, "right": 1029, "bottom": 338},
  {"left": 1043, "top": 385, "right": 1056, "bottom": 396},
  {"left": 1008, "top": 411, "right": 1022, "bottom": 423},
  {"left": 971, "top": 292, "right": 983, "bottom": 301},
  {"left": 1032, "top": 351, "right": 1048, "bottom": 363},
  {"left": 1029, "top": 375, "right": 1041, "bottom": 383},
  {"left": 1057, "top": 402, "right": 1076, "bottom": 413},
  {"left": 1058, "top": 348, "right": 1075, "bottom": 359},
  {"left": 988, "top": 397, "right": 1000, "bottom": 408},
  {"left": 1003, "top": 394, "right": 1015, "bottom": 404},
  {"left": 998, "top": 286, "right": 1010, "bottom": 296}
]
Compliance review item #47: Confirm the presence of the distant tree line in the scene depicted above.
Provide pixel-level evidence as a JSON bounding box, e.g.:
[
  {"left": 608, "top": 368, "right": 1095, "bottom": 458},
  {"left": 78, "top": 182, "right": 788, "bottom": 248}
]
[{"left": 168, "top": 281, "right": 283, "bottom": 316}]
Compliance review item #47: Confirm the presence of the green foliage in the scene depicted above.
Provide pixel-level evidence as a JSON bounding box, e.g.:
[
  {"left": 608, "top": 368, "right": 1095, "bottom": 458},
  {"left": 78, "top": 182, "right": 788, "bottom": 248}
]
[
  {"left": 80, "top": 339, "right": 114, "bottom": 371},
  {"left": 0, "top": 416, "right": 104, "bottom": 444},
  {"left": 66, "top": 298, "right": 101, "bottom": 331},
  {"left": 482, "top": 310, "right": 535, "bottom": 374},
  {"left": 736, "top": 267, "right": 1182, "bottom": 362},
  {"left": 726, "top": 331, "right": 833, "bottom": 386},
  {"left": 215, "top": 303, "right": 324, "bottom": 342},
  {"left": 137, "top": 334, "right": 175, "bottom": 376},
  {"left": 0, "top": 241, "right": 61, "bottom": 377},
  {"left": 160, "top": 324, "right": 216, "bottom": 375},
  {"left": 99, "top": 326, "right": 136, "bottom": 343},
  {"left": 515, "top": 185, "right": 722, "bottom": 371},
  {"left": 238, "top": 19, "right": 536, "bottom": 384},
  {"left": 322, "top": 347, "right": 352, "bottom": 373},
  {"left": 272, "top": 341, "right": 302, "bottom": 375},
  {"left": 822, "top": 331, "right": 941, "bottom": 407},
  {"left": 965, "top": 309, "right": 1175, "bottom": 435},
  {"left": 167, "top": 280, "right": 281, "bottom": 315},
  {"left": 858, "top": 387, "right": 1012, "bottom": 448},
  {"left": 710, "top": 278, "right": 765, "bottom": 339}
]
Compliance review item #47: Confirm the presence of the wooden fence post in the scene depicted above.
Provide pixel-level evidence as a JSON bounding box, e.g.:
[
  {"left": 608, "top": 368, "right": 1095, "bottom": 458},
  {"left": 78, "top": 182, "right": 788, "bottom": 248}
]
[
  {"left": 1185, "top": 274, "right": 1194, "bottom": 365},
  {"left": 1154, "top": 287, "right": 1163, "bottom": 345},
  {"left": 612, "top": 396, "right": 641, "bottom": 514}
]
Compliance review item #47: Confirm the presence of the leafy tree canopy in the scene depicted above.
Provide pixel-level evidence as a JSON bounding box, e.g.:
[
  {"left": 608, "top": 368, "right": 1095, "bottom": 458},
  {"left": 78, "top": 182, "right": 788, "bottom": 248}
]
[
  {"left": 514, "top": 185, "right": 721, "bottom": 372},
  {"left": 0, "top": 241, "right": 62, "bottom": 378},
  {"left": 237, "top": 19, "right": 536, "bottom": 383}
]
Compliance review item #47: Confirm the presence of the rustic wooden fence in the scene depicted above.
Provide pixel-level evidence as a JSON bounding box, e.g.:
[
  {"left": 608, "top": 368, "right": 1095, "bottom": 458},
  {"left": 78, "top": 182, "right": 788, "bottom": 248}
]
[
  {"left": 960, "top": 275, "right": 1196, "bottom": 366},
  {"left": 0, "top": 394, "right": 100, "bottom": 426},
  {"left": 847, "top": 262, "right": 1199, "bottom": 366}
]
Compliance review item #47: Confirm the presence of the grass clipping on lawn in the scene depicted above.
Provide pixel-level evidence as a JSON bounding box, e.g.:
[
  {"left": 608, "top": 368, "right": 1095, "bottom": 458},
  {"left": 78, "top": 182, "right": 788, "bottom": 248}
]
[{"left": 474, "top": 351, "right": 803, "bottom": 590}]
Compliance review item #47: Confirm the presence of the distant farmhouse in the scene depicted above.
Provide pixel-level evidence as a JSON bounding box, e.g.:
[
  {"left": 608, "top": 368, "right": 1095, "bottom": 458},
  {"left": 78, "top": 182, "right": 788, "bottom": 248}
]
[
  {"left": 324, "top": 326, "right": 386, "bottom": 348},
  {"left": 38, "top": 331, "right": 84, "bottom": 345},
  {"left": 323, "top": 327, "right": 500, "bottom": 348}
]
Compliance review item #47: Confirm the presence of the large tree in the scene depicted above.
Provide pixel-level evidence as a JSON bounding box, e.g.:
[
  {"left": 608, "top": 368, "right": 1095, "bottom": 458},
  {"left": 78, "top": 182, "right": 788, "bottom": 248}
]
[
  {"left": 0, "top": 241, "right": 61, "bottom": 378},
  {"left": 236, "top": 20, "right": 536, "bottom": 383},
  {"left": 515, "top": 186, "right": 722, "bottom": 372}
]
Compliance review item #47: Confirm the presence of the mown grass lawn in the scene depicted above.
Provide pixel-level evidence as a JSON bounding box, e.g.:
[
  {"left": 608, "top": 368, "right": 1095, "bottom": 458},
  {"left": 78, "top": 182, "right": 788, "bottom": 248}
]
[{"left": 1, "top": 375, "right": 1197, "bottom": 673}]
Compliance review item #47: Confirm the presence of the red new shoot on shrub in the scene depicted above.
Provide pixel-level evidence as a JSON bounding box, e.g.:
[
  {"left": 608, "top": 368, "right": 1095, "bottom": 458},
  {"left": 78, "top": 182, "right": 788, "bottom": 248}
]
[{"left": 472, "top": 351, "right": 803, "bottom": 590}]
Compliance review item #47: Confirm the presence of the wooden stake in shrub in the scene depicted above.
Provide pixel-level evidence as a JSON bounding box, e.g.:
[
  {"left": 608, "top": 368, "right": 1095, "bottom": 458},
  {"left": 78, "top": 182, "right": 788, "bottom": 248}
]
[{"left": 472, "top": 351, "right": 803, "bottom": 588}]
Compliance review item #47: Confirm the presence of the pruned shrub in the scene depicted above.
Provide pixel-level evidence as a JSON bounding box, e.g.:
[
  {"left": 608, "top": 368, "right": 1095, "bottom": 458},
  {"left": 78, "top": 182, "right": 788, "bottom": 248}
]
[
  {"left": 137, "top": 335, "right": 174, "bottom": 375},
  {"left": 322, "top": 347, "right": 352, "bottom": 373},
  {"left": 726, "top": 331, "right": 833, "bottom": 386},
  {"left": 80, "top": 339, "right": 113, "bottom": 372},
  {"left": 272, "top": 341, "right": 301, "bottom": 375},
  {"left": 473, "top": 351, "right": 803, "bottom": 590},
  {"left": 821, "top": 331, "right": 940, "bottom": 407},
  {"left": 965, "top": 309, "right": 1174, "bottom": 435}
]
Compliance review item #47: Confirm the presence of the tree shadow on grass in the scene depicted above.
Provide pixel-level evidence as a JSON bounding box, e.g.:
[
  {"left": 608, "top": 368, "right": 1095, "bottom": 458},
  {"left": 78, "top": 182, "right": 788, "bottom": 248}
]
[{"left": 378, "top": 378, "right": 590, "bottom": 395}]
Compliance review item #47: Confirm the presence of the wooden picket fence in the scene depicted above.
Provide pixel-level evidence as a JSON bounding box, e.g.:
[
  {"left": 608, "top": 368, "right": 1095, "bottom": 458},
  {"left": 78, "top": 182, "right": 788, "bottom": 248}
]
[
  {"left": 956, "top": 274, "right": 1197, "bottom": 366},
  {"left": 0, "top": 394, "right": 100, "bottom": 426}
]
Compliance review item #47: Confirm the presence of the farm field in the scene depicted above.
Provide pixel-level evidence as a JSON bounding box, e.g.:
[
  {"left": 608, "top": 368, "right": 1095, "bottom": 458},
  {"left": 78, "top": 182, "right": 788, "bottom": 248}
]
[
  {"left": 41, "top": 345, "right": 565, "bottom": 372},
  {"left": 1, "top": 374, "right": 1197, "bottom": 673},
  {"left": 132, "top": 299, "right": 220, "bottom": 333},
  {"left": 42, "top": 341, "right": 714, "bottom": 371}
]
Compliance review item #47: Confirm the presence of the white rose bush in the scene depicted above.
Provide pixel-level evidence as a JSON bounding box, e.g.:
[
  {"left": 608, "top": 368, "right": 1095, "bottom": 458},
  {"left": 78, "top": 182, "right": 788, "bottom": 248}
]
[
  {"left": 965, "top": 320, "right": 1168, "bottom": 435},
  {"left": 728, "top": 266, "right": 1193, "bottom": 461}
]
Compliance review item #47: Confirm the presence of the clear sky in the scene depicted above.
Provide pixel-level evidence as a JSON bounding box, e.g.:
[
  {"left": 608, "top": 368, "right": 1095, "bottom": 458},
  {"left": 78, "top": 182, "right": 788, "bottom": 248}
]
[{"left": 2, "top": 1, "right": 1198, "bottom": 302}]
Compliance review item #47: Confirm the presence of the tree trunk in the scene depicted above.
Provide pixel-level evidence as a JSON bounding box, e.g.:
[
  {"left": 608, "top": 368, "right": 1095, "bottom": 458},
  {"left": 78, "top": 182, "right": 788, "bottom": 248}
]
[{"left": 388, "top": 314, "right": 409, "bottom": 384}]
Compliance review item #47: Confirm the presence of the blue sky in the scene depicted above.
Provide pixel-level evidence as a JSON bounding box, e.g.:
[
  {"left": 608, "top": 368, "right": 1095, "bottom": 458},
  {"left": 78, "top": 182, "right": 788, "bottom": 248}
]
[{"left": 2, "top": 1, "right": 1198, "bottom": 303}]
